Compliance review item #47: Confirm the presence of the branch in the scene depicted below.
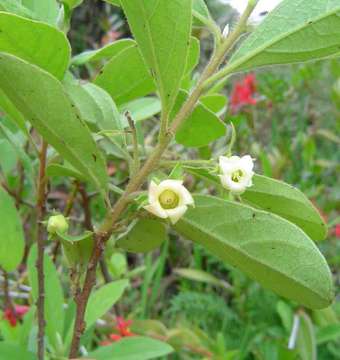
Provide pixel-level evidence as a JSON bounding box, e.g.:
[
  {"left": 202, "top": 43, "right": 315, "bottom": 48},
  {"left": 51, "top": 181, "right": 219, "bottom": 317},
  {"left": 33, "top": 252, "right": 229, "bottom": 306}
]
[
  {"left": 36, "top": 140, "right": 48, "bottom": 360},
  {"left": 125, "top": 111, "right": 140, "bottom": 176},
  {"left": 68, "top": 2, "right": 257, "bottom": 356}
]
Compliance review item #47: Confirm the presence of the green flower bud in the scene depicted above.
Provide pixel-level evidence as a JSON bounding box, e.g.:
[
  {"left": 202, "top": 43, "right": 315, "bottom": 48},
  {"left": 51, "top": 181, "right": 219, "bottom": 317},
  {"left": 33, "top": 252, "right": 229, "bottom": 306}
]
[{"left": 47, "top": 214, "right": 69, "bottom": 235}]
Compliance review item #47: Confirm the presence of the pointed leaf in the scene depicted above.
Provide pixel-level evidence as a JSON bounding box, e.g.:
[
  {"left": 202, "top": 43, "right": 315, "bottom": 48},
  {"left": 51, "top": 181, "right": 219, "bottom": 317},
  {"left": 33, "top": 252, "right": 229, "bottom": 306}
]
[
  {"left": 0, "top": 12, "right": 70, "bottom": 79},
  {"left": 120, "top": 0, "right": 192, "bottom": 114},
  {"left": 229, "top": 0, "right": 340, "bottom": 72},
  {"left": 85, "top": 280, "right": 128, "bottom": 329},
  {"left": 72, "top": 39, "right": 135, "bottom": 66},
  {"left": 174, "top": 195, "right": 333, "bottom": 309},
  {"left": 0, "top": 186, "right": 24, "bottom": 271},
  {"left": 0, "top": 53, "right": 108, "bottom": 190}
]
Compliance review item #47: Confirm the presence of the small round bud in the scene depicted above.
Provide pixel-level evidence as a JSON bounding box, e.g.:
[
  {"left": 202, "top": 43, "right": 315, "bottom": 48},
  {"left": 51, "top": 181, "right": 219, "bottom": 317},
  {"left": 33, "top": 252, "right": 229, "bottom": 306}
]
[
  {"left": 159, "top": 189, "right": 179, "bottom": 209},
  {"left": 47, "top": 214, "right": 69, "bottom": 235}
]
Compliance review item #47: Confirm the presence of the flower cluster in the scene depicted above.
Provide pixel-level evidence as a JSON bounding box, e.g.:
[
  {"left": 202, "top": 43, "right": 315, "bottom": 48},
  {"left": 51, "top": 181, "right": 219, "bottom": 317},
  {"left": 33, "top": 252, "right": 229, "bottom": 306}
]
[
  {"left": 3, "top": 305, "right": 29, "bottom": 327},
  {"left": 100, "top": 316, "right": 135, "bottom": 346},
  {"left": 143, "top": 156, "right": 255, "bottom": 223},
  {"left": 230, "top": 74, "right": 257, "bottom": 113}
]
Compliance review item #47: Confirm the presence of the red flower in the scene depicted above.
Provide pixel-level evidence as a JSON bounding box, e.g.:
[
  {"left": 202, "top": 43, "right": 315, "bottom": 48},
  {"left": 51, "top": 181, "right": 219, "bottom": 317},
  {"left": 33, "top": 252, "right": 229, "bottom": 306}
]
[
  {"left": 335, "top": 224, "right": 340, "bottom": 238},
  {"left": 101, "top": 316, "right": 135, "bottom": 346},
  {"left": 3, "top": 305, "right": 29, "bottom": 327},
  {"left": 230, "top": 74, "right": 257, "bottom": 113}
]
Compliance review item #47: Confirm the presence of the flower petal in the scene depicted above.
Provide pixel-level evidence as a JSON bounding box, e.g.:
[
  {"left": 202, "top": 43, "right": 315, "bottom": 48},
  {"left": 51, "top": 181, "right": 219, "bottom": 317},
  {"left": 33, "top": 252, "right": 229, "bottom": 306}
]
[
  {"left": 144, "top": 203, "right": 167, "bottom": 219},
  {"left": 240, "top": 155, "right": 254, "bottom": 172},
  {"left": 166, "top": 205, "right": 188, "bottom": 224},
  {"left": 148, "top": 180, "right": 160, "bottom": 204},
  {"left": 219, "top": 155, "right": 240, "bottom": 174}
]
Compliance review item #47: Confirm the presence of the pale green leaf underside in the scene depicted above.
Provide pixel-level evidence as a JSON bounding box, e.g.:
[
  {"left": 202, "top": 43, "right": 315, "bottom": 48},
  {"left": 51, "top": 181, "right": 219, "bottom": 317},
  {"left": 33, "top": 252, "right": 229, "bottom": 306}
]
[
  {"left": 120, "top": 0, "right": 192, "bottom": 114},
  {"left": 0, "top": 12, "right": 70, "bottom": 79},
  {"left": 0, "top": 53, "right": 108, "bottom": 190},
  {"left": 89, "top": 336, "right": 174, "bottom": 360},
  {"left": 185, "top": 168, "right": 326, "bottom": 241},
  {"left": 242, "top": 175, "right": 327, "bottom": 241},
  {"left": 229, "top": 0, "right": 340, "bottom": 72},
  {"left": 175, "top": 195, "right": 333, "bottom": 309},
  {"left": 22, "top": 0, "right": 59, "bottom": 26},
  {"left": 0, "top": 0, "right": 34, "bottom": 19},
  {"left": 0, "top": 187, "right": 25, "bottom": 272}
]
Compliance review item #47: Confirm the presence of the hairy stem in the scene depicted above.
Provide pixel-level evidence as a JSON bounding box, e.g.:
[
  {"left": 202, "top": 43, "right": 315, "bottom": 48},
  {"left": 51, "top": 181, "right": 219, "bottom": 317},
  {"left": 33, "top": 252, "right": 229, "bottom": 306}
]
[
  {"left": 68, "top": 2, "right": 257, "bottom": 357},
  {"left": 36, "top": 140, "right": 48, "bottom": 360}
]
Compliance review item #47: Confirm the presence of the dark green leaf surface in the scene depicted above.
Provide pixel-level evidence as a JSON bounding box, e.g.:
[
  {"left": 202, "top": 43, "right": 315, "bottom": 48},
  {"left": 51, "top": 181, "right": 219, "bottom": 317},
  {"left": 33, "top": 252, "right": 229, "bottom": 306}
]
[
  {"left": 0, "top": 187, "right": 24, "bottom": 272},
  {"left": 174, "top": 195, "right": 333, "bottom": 309},
  {"left": 120, "top": 0, "right": 192, "bottom": 114},
  {"left": 0, "top": 53, "right": 108, "bottom": 190},
  {"left": 229, "top": 0, "right": 340, "bottom": 72},
  {"left": 0, "top": 12, "right": 70, "bottom": 79}
]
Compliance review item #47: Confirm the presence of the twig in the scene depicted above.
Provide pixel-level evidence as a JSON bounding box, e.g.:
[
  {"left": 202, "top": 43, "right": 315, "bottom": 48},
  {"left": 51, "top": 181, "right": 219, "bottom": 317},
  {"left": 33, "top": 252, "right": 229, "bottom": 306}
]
[
  {"left": 68, "top": 2, "right": 258, "bottom": 357},
  {"left": 36, "top": 140, "right": 48, "bottom": 360},
  {"left": 1, "top": 269, "right": 15, "bottom": 313}
]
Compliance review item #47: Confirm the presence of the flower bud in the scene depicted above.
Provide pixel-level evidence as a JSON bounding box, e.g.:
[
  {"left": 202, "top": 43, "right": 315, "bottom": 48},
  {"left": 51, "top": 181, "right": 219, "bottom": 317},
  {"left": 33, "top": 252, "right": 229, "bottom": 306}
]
[{"left": 47, "top": 214, "right": 69, "bottom": 235}]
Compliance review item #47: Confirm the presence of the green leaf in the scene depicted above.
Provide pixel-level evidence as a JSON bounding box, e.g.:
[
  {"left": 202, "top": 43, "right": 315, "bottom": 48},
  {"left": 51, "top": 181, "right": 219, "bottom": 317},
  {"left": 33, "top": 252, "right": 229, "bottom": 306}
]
[
  {"left": 62, "top": 0, "right": 83, "bottom": 10},
  {"left": 174, "top": 268, "right": 231, "bottom": 290},
  {"left": 0, "top": 53, "right": 108, "bottom": 191},
  {"left": 85, "top": 280, "right": 128, "bottom": 329},
  {"left": 185, "top": 168, "right": 326, "bottom": 241},
  {"left": 58, "top": 231, "right": 94, "bottom": 267},
  {"left": 229, "top": 0, "right": 340, "bottom": 72},
  {"left": 242, "top": 174, "right": 327, "bottom": 241},
  {"left": 27, "top": 245, "right": 64, "bottom": 350},
  {"left": 186, "top": 36, "right": 200, "bottom": 74},
  {"left": 173, "top": 90, "right": 226, "bottom": 147},
  {"left": 21, "top": 0, "right": 59, "bottom": 26},
  {"left": 296, "top": 312, "right": 317, "bottom": 360},
  {"left": 0, "top": 89, "right": 27, "bottom": 133},
  {"left": 46, "top": 163, "right": 87, "bottom": 181},
  {"left": 117, "top": 219, "right": 167, "bottom": 253},
  {"left": 89, "top": 336, "right": 174, "bottom": 360},
  {"left": 64, "top": 81, "right": 122, "bottom": 132},
  {"left": 103, "top": 0, "right": 120, "bottom": 7},
  {"left": 120, "top": 0, "right": 192, "bottom": 114},
  {"left": 316, "top": 324, "right": 340, "bottom": 345},
  {"left": 174, "top": 195, "right": 333, "bottom": 309},
  {"left": 119, "top": 97, "right": 161, "bottom": 125},
  {"left": 276, "top": 300, "right": 293, "bottom": 333},
  {"left": 95, "top": 45, "right": 155, "bottom": 105},
  {"left": 192, "top": 0, "right": 211, "bottom": 20},
  {"left": 200, "top": 94, "right": 227, "bottom": 113},
  {"left": 0, "top": 186, "right": 24, "bottom": 271},
  {"left": 0, "top": 12, "right": 70, "bottom": 79},
  {"left": 0, "top": 0, "right": 34, "bottom": 19},
  {"left": 71, "top": 39, "right": 135, "bottom": 66},
  {"left": 0, "top": 343, "right": 36, "bottom": 360}
]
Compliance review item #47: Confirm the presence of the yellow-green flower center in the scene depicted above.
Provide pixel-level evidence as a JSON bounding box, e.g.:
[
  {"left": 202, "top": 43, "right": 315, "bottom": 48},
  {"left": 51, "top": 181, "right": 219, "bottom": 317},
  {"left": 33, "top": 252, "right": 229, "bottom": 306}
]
[
  {"left": 231, "top": 169, "right": 244, "bottom": 183},
  {"left": 159, "top": 189, "right": 179, "bottom": 209}
]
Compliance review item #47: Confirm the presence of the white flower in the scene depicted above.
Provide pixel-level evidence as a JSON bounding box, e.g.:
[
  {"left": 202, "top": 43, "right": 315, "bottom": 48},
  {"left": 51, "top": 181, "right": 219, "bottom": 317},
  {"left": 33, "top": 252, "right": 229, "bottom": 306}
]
[
  {"left": 219, "top": 155, "right": 255, "bottom": 194},
  {"left": 144, "top": 179, "right": 194, "bottom": 224}
]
